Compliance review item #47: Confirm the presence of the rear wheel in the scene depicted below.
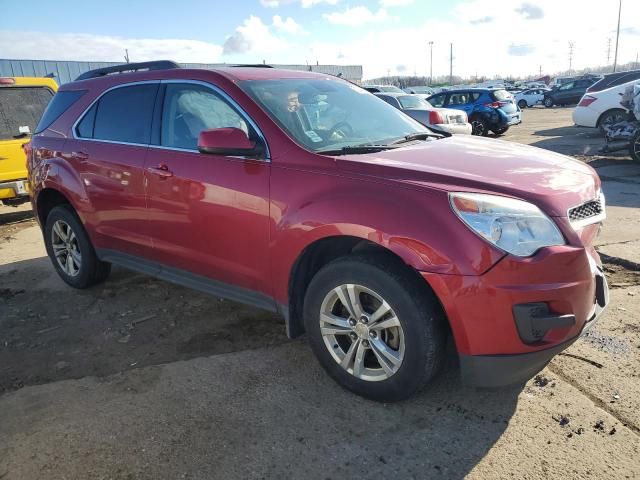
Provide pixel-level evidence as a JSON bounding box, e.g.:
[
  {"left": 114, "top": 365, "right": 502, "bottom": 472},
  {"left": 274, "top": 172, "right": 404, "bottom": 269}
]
[
  {"left": 517, "top": 100, "right": 527, "bottom": 109},
  {"left": 44, "top": 205, "right": 111, "bottom": 288},
  {"left": 630, "top": 130, "right": 640, "bottom": 162},
  {"left": 303, "top": 255, "right": 446, "bottom": 402},
  {"left": 543, "top": 97, "right": 554, "bottom": 108},
  {"left": 470, "top": 116, "right": 489, "bottom": 136},
  {"left": 598, "top": 109, "right": 627, "bottom": 135}
]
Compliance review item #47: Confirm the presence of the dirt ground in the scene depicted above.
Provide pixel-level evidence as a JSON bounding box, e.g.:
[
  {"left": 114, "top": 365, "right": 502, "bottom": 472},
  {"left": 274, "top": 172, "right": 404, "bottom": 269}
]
[{"left": 1, "top": 106, "right": 639, "bottom": 479}]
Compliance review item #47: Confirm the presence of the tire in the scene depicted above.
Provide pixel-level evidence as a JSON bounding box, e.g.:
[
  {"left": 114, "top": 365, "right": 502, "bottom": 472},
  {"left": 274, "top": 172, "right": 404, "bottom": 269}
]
[
  {"left": 470, "top": 116, "right": 489, "bottom": 136},
  {"left": 303, "top": 254, "right": 446, "bottom": 402},
  {"left": 544, "top": 97, "right": 554, "bottom": 108},
  {"left": 517, "top": 100, "right": 527, "bottom": 109},
  {"left": 630, "top": 130, "right": 640, "bottom": 162},
  {"left": 492, "top": 126, "right": 509, "bottom": 135},
  {"left": 598, "top": 109, "right": 627, "bottom": 135},
  {"left": 44, "top": 205, "right": 111, "bottom": 288}
]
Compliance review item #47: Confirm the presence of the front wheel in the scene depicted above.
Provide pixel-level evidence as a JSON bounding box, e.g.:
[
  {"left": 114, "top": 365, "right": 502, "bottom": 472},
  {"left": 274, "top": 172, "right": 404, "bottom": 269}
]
[
  {"left": 303, "top": 255, "right": 446, "bottom": 402},
  {"left": 517, "top": 100, "right": 527, "bottom": 109},
  {"left": 44, "top": 205, "right": 111, "bottom": 288},
  {"left": 630, "top": 130, "right": 640, "bottom": 162},
  {"left": 544, "top": 98, "right": 553, "bottom": 108}
]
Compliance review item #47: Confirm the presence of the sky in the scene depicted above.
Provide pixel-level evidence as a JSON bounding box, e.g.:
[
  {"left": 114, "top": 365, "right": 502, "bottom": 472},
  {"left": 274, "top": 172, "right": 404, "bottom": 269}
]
[{"left": 0, "top": 0, "right": 639, "bottom": 79}]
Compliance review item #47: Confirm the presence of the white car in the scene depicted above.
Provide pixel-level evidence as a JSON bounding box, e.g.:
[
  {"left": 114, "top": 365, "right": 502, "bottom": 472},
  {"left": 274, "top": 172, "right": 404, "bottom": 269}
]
[
  {"left": 515, "top": 88, "right": 550, "bottom": 109},
  {"left": 573, "top": 79, "right": 639, "bottom": 132},
  {"left": 374, "top": 93, "right": 472, "bottom": 135}
]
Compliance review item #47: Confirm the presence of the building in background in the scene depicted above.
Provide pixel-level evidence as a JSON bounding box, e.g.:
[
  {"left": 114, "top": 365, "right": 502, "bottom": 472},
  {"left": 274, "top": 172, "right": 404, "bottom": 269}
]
[{"left": 0, "top": 59, "right": 363, "bottom": 84}]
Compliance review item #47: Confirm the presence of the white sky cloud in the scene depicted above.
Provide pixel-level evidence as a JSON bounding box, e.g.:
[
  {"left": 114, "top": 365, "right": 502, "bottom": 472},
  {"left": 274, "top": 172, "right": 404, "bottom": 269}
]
[
  {"left": 379, "top": 0, "right": 414, "bottom": 6},
  {"left": 323, "top": 7, "right": 391, "bottom": 26},
  {"left": 223, "top": 15, "right": 289, "bottom": 55},
  {"left": 272, "top": 15, "right": 306, "bottom": 34}
]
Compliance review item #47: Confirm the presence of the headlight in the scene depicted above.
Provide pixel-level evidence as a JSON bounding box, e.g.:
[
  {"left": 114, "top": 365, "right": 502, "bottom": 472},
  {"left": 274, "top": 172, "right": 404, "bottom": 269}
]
[{"left": 449, "top": 192, "right": 565, "bottom": 257}]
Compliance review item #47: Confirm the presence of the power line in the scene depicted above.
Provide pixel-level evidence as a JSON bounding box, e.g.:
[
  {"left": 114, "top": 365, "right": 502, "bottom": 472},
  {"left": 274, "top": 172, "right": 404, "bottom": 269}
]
[
  {"left": 607, "top": 38, "right": 612, "bottom": 65},
  {"left": 568, "top": 42, "right": 575, "bottom": 72}
]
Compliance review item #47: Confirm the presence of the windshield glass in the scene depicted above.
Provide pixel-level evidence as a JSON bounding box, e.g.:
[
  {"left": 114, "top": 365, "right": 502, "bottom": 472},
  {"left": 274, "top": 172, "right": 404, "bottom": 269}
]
[
  {"left": 0, "top": 87, "right": 53, "bottom": 140},
  {"left": 398, "top": 95, "right": 431, "bottom": 109},
  {"left": 379, "top": 85, "right": 403, "bottom": 93},
  {"left": 240, "top": 78, "right": 427, "bottom": 152}
]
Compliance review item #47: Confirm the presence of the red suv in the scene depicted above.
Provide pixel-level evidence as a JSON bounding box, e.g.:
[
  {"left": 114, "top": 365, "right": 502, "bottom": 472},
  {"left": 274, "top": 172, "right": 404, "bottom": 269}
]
[{"left": 28, "top": 61, "right": 609, "bottom": 401}]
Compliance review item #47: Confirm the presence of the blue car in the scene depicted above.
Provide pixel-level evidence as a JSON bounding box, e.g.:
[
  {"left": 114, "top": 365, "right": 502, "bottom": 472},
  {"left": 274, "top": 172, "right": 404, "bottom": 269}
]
[{"left": 427, "top": 88, "right": 521, "bottom": 136}]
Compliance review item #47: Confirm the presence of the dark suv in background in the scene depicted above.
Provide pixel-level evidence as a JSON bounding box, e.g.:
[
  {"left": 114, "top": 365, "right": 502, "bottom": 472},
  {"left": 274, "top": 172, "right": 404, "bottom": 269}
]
[
  {"left": 543, "top": 77, "right": 599, "bottom": 107},
  {"left": 427, "top": 88, "right": 521, "bottom": 136}
]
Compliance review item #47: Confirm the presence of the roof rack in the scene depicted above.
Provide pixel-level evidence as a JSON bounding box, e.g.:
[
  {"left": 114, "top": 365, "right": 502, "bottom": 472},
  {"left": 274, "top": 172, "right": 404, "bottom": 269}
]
[
  {"left": 230, "top": 64, "right": 273, "bottom": 68},
  {"left": 75, "top": 60, "right": 180, "bottom": 81}
]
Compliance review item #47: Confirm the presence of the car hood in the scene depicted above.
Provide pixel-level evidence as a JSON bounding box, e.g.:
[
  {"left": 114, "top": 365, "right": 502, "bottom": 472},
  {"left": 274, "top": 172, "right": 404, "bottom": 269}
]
[{"left": 337, "top": 135, "right": 600, "bottom": 217}]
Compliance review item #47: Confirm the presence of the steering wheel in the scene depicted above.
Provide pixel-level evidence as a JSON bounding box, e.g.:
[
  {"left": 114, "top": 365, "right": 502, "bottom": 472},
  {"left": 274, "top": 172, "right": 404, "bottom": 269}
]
[{"left": 326, "top": 121, "right": 353, "bottom": 141}]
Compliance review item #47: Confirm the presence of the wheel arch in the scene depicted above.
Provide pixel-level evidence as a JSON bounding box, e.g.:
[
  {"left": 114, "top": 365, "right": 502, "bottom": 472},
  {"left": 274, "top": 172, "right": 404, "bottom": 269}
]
[{"left": 595, "top": 107, "right": 627, "bottom": 128}]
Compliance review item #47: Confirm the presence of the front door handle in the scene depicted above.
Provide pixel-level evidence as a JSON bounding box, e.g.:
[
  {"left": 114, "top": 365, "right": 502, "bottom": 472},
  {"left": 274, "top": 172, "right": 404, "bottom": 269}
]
[{"left": 147, "top": 165, "right": 173, "bottom": 179}]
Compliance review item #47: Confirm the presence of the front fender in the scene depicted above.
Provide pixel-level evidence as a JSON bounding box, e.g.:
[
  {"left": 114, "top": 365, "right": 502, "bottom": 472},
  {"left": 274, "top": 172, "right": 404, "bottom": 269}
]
[{"left": 269, "top": 168, "right": 504, "bottom": 304}]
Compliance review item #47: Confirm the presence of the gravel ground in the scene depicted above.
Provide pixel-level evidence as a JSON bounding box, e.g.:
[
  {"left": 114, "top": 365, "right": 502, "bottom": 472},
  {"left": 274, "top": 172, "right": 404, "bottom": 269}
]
[{"left": 0, "top": 107, "right": 639, "bottom": 479}]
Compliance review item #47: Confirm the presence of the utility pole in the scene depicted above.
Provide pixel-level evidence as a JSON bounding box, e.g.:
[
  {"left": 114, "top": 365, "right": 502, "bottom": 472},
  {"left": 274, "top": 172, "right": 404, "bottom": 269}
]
[
  {"left": 613, "top": 0, "right": 622, "bottom": 72},
  {"left": 449, "top": 43, "right": 453, "bottom": 85},
  {"left": 539, "top": 65, "right": 542, "bottom": 77},
  {"left": 607, "top": 38, "right": 612, "bottom": 65},
  {"left": 429, "top": 41, "right": 434, "bottom": 85},
  {"left": 124, "top": 49, "right": 130, "bottom": 63},
  {"left": 568, "top": 42, "right": 575, "bottom": 72}
]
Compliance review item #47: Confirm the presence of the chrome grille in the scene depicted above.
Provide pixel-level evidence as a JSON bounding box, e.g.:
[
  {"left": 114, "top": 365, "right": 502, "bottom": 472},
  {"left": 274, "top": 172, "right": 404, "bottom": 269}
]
[{"left": 569, "top": 198, "right": 603, "bottom": 223}]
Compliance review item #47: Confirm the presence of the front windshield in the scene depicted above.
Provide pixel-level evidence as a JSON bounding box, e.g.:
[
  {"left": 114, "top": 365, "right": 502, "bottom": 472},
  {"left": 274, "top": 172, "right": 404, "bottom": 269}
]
[
  {"left": 398, "top": 95, "right": 431, "bottom": 110},
  {"left": 240, "top": 78, "right": 427, "bottom": 152}
]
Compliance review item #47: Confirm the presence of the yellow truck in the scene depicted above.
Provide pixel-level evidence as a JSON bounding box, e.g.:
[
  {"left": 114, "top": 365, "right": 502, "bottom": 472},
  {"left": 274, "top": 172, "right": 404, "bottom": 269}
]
[{"left": 0, "top": 76, "right": 58, "bottom": 206}]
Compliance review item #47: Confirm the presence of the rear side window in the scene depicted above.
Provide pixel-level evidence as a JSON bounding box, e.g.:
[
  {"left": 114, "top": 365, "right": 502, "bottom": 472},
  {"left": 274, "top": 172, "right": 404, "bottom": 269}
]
[
  {"left": 491, "top": 90, "right": 511, "bottom": 101},
  {"left": 428, "top": 93, "right": 445, "bottom": 107},
  {"left": 34, "top": 90, "right": 84, "bottom": 134},
  {"left": 0, "top": 87, "right": 54, "bottom": 139},
  {"left": 87, "top": 84, "right": 159, "bottom": 144},
  {"left": 76, "top": 104, "right": 97, "bottom": 138},
  {"left": 611, "top": 73, "right": 640, "bottom": 88}
]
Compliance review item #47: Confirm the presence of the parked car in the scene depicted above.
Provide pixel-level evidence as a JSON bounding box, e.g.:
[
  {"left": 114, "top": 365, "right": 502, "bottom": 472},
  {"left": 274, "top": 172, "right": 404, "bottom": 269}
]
[
  {"left": 374, "top": 92, "right": 472, "bottom": 135},
  {"left": 574, "top": 79, "right": 640, "bottom": 133},
  {"left": 427, "top": 88, "right": 521, "bottom": 136},
  {"left": 543, "top": 78, "right": 599, "bottom": 107},
  {"left": 403, "top": 86, "right": 435, "bottom": 96},
  {"left": 586, "top": 69, "right": 640, "bottom": 94},
  {"left": 362, "top": 84, "right": 404, "bottom": 94},
  {"left": 515, "top": 88, "right": 551, "bottom": 108},
  {"left": 0, "top": 76, "right": 57, "bottom": 206},
  {"left": 29, "top": 61, "right": 609, "bottom": 401},
  {"left": 550, "top": 74, "right": 600, "bottom": 89}
]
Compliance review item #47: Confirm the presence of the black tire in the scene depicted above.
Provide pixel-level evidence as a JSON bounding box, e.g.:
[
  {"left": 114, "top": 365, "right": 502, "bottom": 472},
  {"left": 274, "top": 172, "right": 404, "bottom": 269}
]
[
  {"left": 470, "top": 116, "right": 489, "bottom": 136},
  {"left": 598, "top": 109, "right": 627, "bottom": 135},
  {"left": 517, "top": 100, "right": 527, "bottom": 109},
  {"left": 44, "top": 204, "right": 111, "bottom": 288},
  {"left": 492, "top": 126, "right": 509, "bottom": 135},
  {"left": 303, "top": 254, "right": 446, "bottom": 402},
  {"left": 630, "top": 130, "right": 640, "bottom": 162},
  {"left": 543, "top": 97, "right": 553, "bottom": 108}
]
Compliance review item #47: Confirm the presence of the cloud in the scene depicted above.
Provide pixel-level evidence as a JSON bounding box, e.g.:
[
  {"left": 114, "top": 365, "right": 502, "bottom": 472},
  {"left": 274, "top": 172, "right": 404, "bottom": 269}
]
[
  {"left": 272, "top": 15, "right": 305, "bottom": 34},
  {"left": 261, "top": 0, "right": 339, "bottom": 6},
  {"left": 620, "top": 27, "right": 640, "bottom": 36},
  {"left": 222, "top": 16, "right": 288, "bottom": 55},
  {"left": 323, "top": 7, "right": 390, "bottom": 26},
  {"left": 0, "top": 31, "right": 222, "bottom": 63},
  {"left": 515, "top": 3, "right": 544, "bottom": 19},
  {"left": 380, "top": 0, "right": 414, "bottom": 6},
  {"left": 508, "top": 44, "right": 536, "bottom": 56},
  {"left": 396, "top": 64, "right": 407, "bottom": 72},
  {"left": 470, "top": 16, "right": 494, "bottom": 24}
]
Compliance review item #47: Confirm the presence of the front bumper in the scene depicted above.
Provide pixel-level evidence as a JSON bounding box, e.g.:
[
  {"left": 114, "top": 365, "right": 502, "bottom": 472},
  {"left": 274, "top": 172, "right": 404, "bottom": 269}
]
[
  {"left": 422, "top": 245, "right": 610, "bottom": 387},
  {"left": 433, "top": 123, "right": 473, "bottom": 135},
  {"left": 0, "top": 179, "right": 29, "bottom": 200}
]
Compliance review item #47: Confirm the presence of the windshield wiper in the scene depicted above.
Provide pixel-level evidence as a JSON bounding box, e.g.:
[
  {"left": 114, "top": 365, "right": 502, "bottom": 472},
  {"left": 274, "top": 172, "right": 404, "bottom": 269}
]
[
  {"left": 391, "top": 131, "right": 449, "bottom": 145},
  {"left": 317, "top": 144, "right": 399, "bottom": 156}
]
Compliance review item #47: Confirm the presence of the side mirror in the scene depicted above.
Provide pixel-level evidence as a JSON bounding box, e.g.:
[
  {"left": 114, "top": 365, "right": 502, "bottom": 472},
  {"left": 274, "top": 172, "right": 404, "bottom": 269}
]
[{"left": 198, "top": 128, "right": 264, "bottom": 158}]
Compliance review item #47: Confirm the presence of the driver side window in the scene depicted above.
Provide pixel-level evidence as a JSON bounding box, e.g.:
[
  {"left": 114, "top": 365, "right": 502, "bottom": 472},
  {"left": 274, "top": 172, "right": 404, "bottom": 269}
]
[
  {"left": 559, "top": 82, "right": 574, "bottom": 91},
  {"left": 161, "top": 83, "right": 249, "bottom": 150}
]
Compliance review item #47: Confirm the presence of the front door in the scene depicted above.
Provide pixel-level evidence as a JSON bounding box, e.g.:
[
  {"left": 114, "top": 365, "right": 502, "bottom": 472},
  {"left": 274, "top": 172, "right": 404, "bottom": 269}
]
[{"left": 144, "top": 81, "right": 271, "bottom": 294}]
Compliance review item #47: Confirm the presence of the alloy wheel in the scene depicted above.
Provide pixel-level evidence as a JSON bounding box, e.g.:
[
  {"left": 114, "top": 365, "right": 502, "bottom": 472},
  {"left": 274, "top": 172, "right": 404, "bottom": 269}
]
[
  {"left": 51, "top": 219, "right": 82, "bottom": 277},
  {"left": 471, "top": 120, "right": 485, "bottom": 136},
  {"left": 319, "top": 284, "right": 405, "bottom": 382}
]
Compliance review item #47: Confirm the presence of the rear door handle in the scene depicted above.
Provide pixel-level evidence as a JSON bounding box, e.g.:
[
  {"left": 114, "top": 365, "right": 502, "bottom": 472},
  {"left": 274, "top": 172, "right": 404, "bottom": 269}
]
[{"left": 147, "top": 165, "right": 173, "bottom": 179}]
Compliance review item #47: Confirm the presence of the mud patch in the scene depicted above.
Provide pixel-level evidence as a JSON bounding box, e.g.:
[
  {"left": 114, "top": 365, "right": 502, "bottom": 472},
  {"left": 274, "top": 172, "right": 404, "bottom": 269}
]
[
  {"left": 602, "top": 261, "right": 640, "bottom": 288},
  {"left": 579, "top": 329, "right": 630, "bottom": 357}
]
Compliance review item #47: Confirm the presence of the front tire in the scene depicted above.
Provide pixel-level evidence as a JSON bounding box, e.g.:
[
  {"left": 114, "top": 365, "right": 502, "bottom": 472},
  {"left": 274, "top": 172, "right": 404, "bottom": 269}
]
[
  {"left": 470, "top": 116, "right": 489, "bottom": 136},
  {"left": 44, "top": 205, "right": 111, "bottom": 288},
  {"left": 544, "top": 97, "right": 553, "bottom": 108},
  {"left": 303, "top": 255, "right": 446, "bottom": 402},
  {"left": 517, "top": 100, "right": 527, "bottom": 109}
]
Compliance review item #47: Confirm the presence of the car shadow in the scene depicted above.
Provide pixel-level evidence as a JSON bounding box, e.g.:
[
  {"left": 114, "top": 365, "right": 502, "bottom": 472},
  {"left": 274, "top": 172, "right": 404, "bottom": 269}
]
[{"left": 0, "top": 207, "right": 34, "bottom": 226}]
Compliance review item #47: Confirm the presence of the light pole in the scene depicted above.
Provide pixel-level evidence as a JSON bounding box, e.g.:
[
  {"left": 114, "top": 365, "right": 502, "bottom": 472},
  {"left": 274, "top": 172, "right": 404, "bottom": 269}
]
[
  {"left": 429, "top": 41, "right": 434, "bottom": 85},
  {"left": 613, "top": 0, "right": 622, "bottom": 72}
]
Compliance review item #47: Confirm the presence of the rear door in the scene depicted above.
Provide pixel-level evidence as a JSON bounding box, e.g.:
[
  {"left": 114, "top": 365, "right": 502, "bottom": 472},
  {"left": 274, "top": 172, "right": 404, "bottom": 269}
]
[
  {"left": 554, "top": 82, "right": 575, "bottom": 104},
  {"left": 68, "top": 82, "right": 158, "bottom": 257},
  {"left": 0, "top": 85, "right": 53, "bottom": 186},
  {"left": 144, "top": 81, "right": 271, "bottom": 293}
]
